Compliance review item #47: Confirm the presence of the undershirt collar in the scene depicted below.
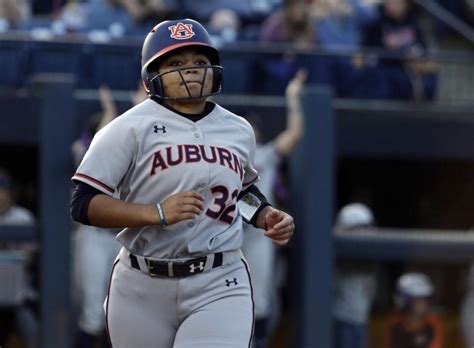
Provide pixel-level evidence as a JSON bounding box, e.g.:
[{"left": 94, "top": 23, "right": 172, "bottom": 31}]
[{"left": 151, "top": 97, "right": 216, "bottom": 122}]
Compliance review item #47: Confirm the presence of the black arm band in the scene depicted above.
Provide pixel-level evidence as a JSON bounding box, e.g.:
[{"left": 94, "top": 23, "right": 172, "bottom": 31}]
[
  {"left": 237, "top": 184, "right": 271, "bottom": 228},
  {"left": 70, "top": 181, "right": 103, "bottom": 225}
]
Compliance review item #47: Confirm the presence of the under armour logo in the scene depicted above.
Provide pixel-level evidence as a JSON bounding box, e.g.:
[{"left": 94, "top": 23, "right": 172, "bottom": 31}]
[
  {"left": 225, "top": 278, "right": 238, "bottom": 286},
  {"left": 154, "top": 125, "right": 166, "bottom": 134},
  {"left": 168, "top": 22, "right": 195, "bottom": 40},
  {"left": 189, "top": 261, "right": 204, "bottom": 273}
]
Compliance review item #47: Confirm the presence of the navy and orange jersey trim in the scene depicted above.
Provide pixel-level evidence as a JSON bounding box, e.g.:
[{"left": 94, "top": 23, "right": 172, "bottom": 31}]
[{"left": 74, "top": 173, "right": 114, "bottom": 194}]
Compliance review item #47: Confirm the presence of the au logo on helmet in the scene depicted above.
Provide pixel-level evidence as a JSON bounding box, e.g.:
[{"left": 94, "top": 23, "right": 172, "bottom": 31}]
[{"left": 168, "top": 22, "right": 195, "bottom": 40}]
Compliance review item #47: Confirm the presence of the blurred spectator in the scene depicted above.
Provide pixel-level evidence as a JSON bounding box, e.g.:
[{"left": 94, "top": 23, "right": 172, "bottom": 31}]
[
  {"left": 207, "top": 8, "right": 241, "bottom": 46},
  {"left": 364, "top": 0, "right": 425, "bottom": 52},
  {"left": 0, "top": 170, "right": 35, "bottom": 227},
  {"left": 362, "top": 0, "right": 438, "bottom": 101},
  {"left": 257, "top": 0, "right": 317, "bottom": 94},
  {"left": 242, "top": 70, "right": 305, "bottom": 348},
  {"left": 384, "top": 272, "right": 443, "bottom": 348},
  {"left": 72, "top": 84, "right": 145, "bottom": 348},
  {"left": 72, "top": 86, "right": 120, "bottom": 348},
  {"left": 182, "top": 0, "right": 280, "bottom": 25},
  {"left": 259, "top": 0, "right": 315, "bottom": 44},
  {"left": 396, "top": 47, "right": 438, "bottom": 101},
  {"left": 333, "top": 202, "right": 377, "bottom": 348},
  {"left": 461, "top": 263, "right": 474, "bottom": 348},
  {"left": 82, "top": 0, "right": 134, "bottom": 37},
  {"left": 332, "top": 52, "right": 386, "bottom": 98},
  {"left": 0, "top": 168, "right": 38, "bottom": 348},
  {"left": 69, "top": 0, "right": 177, "bottom": 38},
  {"left": 304, "top": 0, "right": 383, "bottom": 99},
  {"left": 110, "top": 0, "right": 176, "bottom": 25},
  {"left": 0, "top": 0, "right": 23, "bottom": 30},
  {"left": 310, "top": 0, "right": 380, "bottom": 50},
  {"left": 57, "top": 0, "right": 89, "bottom": 33}
]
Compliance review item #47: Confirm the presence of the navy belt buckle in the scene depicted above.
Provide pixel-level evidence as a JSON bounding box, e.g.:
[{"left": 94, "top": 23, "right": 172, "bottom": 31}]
[{"left": 144, "top": 258, "right": 171, "bottom": 277}]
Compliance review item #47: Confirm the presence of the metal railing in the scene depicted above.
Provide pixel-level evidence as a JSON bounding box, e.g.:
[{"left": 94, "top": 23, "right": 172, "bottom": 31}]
[{"left": 0, "top": 33, "right": 473, "bottom": 104}]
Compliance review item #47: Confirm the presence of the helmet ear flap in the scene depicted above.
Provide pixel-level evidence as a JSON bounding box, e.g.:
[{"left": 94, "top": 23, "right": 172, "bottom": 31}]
[
  {"left": 211, "top": 66, "right": 223, "bottom": 94},
  {"left": 150, "top": 75, "right": 163, "bottom": 99},
  {"left": 142, "top": 66, "right": 163, "bottom": 98},
  {"left": 141, "top": 67, "right": 152, "bottom": 95}
]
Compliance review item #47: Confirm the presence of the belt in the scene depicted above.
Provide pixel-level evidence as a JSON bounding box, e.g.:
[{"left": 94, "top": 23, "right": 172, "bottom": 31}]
[{"left": 121, "top": 248, "right": 242, "bottom": 278}]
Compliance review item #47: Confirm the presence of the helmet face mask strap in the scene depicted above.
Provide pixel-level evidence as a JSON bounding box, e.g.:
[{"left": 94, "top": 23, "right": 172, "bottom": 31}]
[
  {"left": 150, "top": 65, "right": 223, "bottom": 101},
  {"left": 199, "top": 67, "right": 207, "bottom": 97}
]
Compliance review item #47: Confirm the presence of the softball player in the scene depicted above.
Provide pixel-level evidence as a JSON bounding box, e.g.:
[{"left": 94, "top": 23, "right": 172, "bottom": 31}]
[
  {"left": 70, "top": 18, "right": 295, "bottom": 348},
  {"left": 72, "top": 86, "right": 123, "bottom": 348},
  {"left": 242, "top": 70, "right": 305, "bottom": 348}
]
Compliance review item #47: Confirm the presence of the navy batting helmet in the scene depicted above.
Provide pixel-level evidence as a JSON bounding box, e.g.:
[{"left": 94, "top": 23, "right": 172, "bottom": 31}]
[{"left": 141, "top": 18, "right": 223, "bottom": 100}]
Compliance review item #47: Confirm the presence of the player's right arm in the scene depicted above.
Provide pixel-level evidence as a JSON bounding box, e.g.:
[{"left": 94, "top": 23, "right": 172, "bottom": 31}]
[
  {"left": 71, "top": 113, "right": 203, "bottom": 228},
  {"left": 71, "top": 187, "right": 203, "bottom": 228}
]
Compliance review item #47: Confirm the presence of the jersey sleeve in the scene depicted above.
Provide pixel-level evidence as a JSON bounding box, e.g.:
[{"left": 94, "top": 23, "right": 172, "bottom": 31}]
[
  {"left": 242, "top": 124, "right": 260, "bottom": 190},
  {"left": 72, "top": 118, "right": 137, "bottom": 195},
  {"left": 259, "top": 141, "right": 281, "bottom": 168}
]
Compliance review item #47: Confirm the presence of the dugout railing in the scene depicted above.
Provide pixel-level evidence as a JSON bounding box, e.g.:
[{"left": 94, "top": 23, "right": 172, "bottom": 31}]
[{"left": 1, "top": 35, "right": 474, "bottom": 104}]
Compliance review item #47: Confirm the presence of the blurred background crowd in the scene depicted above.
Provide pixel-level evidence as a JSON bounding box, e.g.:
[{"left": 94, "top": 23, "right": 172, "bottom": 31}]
[
  {"left": 0, "top": 0, "right": 473, "bottom": 347},
  {"left": 0, "top": 0, "right": 472, "bottom": 99}
]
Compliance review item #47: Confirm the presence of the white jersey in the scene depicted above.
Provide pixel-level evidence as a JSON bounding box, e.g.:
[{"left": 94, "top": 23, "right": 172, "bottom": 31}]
[
  {"left": 72, "top": 99, "right": 259, "bottom": 258},
  {"left": 333, "top": 268, "right": 377, "bottom": 324},
  {"left": 254, "top": 142, "right": 280, "bottom": 202}
]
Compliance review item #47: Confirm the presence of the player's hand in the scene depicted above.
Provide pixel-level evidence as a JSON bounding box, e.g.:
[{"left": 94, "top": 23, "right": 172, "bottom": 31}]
[
  {"left": 260, "top": 207, "right": 295, "bottom": 246},
  {"left": 285, "top": 68, "right": 307, "bottom": 100},
  {"left": 160, "top": 191, "right": 204, "bottom": 225}
]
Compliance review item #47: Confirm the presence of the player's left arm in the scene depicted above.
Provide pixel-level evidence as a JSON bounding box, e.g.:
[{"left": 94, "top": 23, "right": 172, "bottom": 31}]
[
  {"left": 239, "top": 110, "right": 294, "bottom": 246},
  {"left": 238, "top": 185, "right": 294, "bottom": 246},
  {"left": 256, "top": 206, "right": 294, "bottom": 246}
]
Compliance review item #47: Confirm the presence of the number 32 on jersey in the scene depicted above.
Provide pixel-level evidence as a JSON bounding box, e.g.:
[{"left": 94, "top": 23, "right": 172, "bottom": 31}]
[{"left": 205, "top": 185, "right": 238, "bottom": 224}]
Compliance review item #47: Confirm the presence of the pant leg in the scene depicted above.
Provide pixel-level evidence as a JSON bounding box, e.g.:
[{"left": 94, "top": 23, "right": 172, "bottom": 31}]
[
  {"left": 15, "top": 305, "right": 39, "bottom": 348},
  {"left": 241, "top": 225, "right": 276, "bottom": 319},
  {"left": 77, "top": 227, "right": 120, "bottom": 334},
  {"left": 105, "top": 258, "right": 180, "bottom": 348},
  {"left": 333, "top": 319, "right": 367, "bottom": 348},
  {"left": 173, "top": 259, "right": 254, "bottom": 348}
]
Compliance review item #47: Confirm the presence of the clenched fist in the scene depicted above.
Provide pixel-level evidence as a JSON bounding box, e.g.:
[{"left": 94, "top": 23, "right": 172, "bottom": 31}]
[
  {"left": 160, "top": 191, "right": 204, "bottom": 225},
  {"left": 257, "top": 206, "right": 295, "bottom": 246}
]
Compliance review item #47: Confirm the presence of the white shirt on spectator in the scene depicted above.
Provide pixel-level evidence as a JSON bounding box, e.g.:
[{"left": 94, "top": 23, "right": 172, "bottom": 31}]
[{"left": 0, "top": 206, "right": 35, "bottom": 226}]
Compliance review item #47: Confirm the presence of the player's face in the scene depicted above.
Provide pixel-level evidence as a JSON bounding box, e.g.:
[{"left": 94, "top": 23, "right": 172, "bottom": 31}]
[{"left": 158, "top": 48, "right": 214, "bottom": 100}]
